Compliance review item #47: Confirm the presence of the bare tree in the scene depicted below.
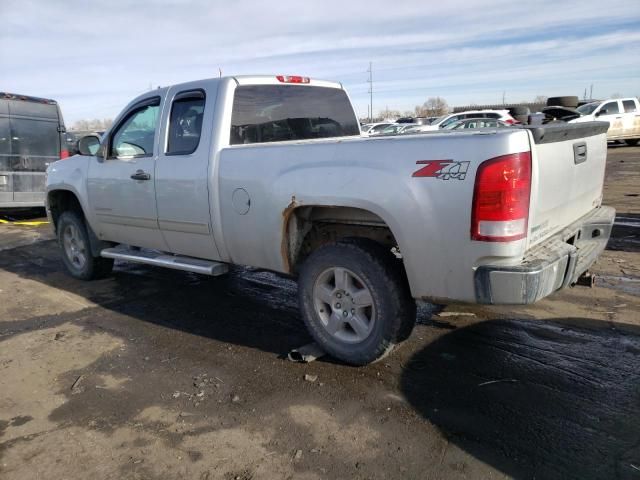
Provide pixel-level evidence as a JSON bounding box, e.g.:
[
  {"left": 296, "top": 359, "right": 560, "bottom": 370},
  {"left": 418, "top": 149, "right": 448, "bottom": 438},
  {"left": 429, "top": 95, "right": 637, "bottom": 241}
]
[
  {"left": 610, "top": 92, "right": 622, "bottom": 99},
  {"left": 415, "top": 97, "right": 448, "bottom": 117},
  {"left": 71, "top": 118, "right": 113, "bottom": 132},
  {"left": 533, "top": 95, "right": 548, "bottom": 104},
  {"left": 378, "top": 106, "right": 401, "bottom": 121}
]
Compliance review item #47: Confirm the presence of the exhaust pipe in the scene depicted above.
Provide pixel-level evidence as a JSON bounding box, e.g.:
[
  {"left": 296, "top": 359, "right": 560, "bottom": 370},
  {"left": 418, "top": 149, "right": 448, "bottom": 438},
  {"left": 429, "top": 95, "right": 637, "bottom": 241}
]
[{"left": 574, "top": 271, "right": 596, "bottom": 288}]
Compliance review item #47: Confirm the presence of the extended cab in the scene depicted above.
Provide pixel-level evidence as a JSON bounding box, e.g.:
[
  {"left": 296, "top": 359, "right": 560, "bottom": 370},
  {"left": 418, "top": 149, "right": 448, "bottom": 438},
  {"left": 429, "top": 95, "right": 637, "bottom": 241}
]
[{"left": 46, "top": 75, "right": 615, "bottom": 364}]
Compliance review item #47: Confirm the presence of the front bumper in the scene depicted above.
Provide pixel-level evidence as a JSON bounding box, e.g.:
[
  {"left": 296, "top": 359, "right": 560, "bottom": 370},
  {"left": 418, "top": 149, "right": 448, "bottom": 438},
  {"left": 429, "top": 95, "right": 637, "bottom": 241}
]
[{"left": 475, "top": 206, "right": 615, "bottom": 304}]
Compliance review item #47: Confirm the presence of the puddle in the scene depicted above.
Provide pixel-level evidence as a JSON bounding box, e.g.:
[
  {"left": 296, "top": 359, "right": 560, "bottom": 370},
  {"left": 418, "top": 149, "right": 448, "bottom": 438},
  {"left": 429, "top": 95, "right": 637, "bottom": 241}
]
[
  {"left": 615, "top": 216, "right": 640, "bottom": 228},
  {"left": 598, "top": 274, "right": 640, "bottom": 296}
]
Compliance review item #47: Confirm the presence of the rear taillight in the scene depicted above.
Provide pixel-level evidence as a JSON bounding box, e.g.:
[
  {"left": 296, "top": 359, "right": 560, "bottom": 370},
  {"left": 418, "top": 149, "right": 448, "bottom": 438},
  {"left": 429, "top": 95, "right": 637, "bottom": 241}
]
[
  {"left": 471, "top": 152, "right": 531, "bottom": 242},
  {"left": 504, "top": 118, "right": 516, "bottom": 125},
  {"left": 60, "top": 149, "right": 70, "bottom": 159},
  {"left": 276, "top": 75, "right": 310, "bottom": 84}
]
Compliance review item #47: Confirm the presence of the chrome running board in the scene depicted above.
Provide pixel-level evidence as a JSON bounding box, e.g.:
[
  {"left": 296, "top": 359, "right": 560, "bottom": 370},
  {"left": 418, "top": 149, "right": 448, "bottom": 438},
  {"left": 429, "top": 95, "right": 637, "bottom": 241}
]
[{"left": 100, "top": 246, "right": 228, "bottom": 276}]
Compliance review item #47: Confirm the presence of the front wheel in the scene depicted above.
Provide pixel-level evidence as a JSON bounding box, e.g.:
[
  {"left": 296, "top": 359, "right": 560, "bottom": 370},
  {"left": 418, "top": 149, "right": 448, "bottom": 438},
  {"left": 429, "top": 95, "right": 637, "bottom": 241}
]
[
  {"left": 298, "top": 239, "right": 416, "bottom": 365},
  {"left": 58, "top": 211, "right": 113, "bottom": 280}
]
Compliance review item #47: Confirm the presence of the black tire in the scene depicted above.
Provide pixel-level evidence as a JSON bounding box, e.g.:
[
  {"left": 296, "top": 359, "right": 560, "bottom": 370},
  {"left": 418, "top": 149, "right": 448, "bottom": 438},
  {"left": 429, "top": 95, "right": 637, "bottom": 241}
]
[
  {"left": 625, "top": 139, "right": 639, "bottom": 146},
  {"left": 298, "top": 239, "right": 416, "bottom": 365},
  {"left": 508, "top": 106, "right": 530, "bottom": 116},
  {"left": 547, "top": 96, "right": 579, "bottom": 108},
  {"left": 57, "top": 211, "right": 113, "bottom": 280}
]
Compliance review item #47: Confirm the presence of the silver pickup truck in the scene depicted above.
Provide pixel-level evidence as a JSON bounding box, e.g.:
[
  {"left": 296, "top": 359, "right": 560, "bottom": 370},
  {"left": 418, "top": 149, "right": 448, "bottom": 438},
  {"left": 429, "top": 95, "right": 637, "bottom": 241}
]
[{"left": 46, "top": 75, "right": 615, "bottom": 364}]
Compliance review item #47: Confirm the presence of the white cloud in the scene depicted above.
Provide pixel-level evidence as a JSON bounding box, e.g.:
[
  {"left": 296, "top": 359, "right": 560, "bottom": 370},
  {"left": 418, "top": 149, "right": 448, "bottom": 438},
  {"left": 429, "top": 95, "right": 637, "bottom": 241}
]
[{"left": 1, "top": 0, "right": 638, "bottom": 123}]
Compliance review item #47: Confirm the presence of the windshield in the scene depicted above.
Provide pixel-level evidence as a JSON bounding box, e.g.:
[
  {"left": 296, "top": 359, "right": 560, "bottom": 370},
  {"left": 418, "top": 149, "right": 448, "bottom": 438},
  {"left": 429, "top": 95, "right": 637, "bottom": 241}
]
[
  {"left": 576, "top": 102, "right": 599, "bottom": 115},
  {"left": 371, "top": 124, "right": 391, "bottom": 132},
  {"left": 431, "top": 115, "right": 448, "bottom": 126},
  {"left": 381, "top": 125, "right": 403, "bottom": 134}
]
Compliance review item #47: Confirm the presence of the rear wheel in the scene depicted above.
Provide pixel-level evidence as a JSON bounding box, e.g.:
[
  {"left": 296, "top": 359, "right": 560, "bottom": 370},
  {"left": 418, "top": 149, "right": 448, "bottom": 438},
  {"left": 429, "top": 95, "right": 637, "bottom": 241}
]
[
  {"left": 625, "top": 139, "right": 639, "bottom": 146},
  {"left": 298, "top": 239, "right": 416, "bottom": 365},
  {"left": 58, "top": 211, "right": 113, "bottom": 280}
]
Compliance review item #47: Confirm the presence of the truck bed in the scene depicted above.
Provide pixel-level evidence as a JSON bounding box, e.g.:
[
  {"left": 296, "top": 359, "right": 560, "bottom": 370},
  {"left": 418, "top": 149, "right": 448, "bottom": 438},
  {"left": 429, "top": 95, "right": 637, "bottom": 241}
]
[{"left": 218, "top": 122, "right": 610, "bottom": 302}]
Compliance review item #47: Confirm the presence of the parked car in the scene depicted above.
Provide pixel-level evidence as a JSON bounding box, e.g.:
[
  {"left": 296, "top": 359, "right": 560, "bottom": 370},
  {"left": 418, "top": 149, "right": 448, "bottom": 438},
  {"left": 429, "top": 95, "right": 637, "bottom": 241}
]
[
  {"left": 379, "top": 123, "right": 417, "bottom": 135},
  {"left": 416, "top": 110, "right": 517, "bottom": 131},
  {"left": 361, "top": 122, "right": 394, "bottom": 136},
  {"left": 0, "top": 92, "right": 67, "bottom": 208},
  {"left": 400, "top": 125, "right": 426, "bottom": 134},
  {"left": 443, "top": 118, "right": 509, "bottom": 130},
  {"left": 396, "top": 117, "right": 434, "bottom": 125},
  {"left": 46, "top": 74, "right": 614, "bottom": 365},
  {"left": 570, "top": 98, "right": 640, "bottom": 146}
]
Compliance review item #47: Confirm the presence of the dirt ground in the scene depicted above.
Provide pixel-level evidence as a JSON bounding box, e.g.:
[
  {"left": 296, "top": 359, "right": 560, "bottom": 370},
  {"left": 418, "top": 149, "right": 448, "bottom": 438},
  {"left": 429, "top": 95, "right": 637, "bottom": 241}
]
[{"left": 1, "top": 146, "right": 639, "bottom": 480}]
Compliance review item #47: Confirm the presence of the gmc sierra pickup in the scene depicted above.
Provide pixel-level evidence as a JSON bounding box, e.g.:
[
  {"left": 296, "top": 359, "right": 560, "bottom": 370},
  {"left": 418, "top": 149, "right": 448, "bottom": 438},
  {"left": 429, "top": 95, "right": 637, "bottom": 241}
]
[{"left": 46, "top": 75, "right": 615, "bottom": 364}]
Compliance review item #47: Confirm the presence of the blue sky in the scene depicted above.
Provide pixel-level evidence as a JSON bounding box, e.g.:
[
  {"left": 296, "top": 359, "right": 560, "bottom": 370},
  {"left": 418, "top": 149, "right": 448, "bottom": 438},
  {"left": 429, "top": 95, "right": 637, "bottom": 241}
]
[{"left": 1, "top": 0, "right": 639, "bottom": 124}]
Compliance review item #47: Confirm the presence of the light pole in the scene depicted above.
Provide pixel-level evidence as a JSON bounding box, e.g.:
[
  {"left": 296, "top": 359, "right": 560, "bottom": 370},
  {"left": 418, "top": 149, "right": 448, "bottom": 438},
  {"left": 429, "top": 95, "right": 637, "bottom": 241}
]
[{"left": 367, "top": 62, "right": 373, "bottom": 122}]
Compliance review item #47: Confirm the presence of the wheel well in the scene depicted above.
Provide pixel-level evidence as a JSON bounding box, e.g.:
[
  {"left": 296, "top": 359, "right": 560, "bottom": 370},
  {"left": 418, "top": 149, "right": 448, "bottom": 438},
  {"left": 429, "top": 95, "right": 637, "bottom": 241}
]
[
  {"left": 48, "top": 190, "right": 84, "bottom": 232},
  {"left": 285, "top": 206, "right": 401, "bottom": 273}
]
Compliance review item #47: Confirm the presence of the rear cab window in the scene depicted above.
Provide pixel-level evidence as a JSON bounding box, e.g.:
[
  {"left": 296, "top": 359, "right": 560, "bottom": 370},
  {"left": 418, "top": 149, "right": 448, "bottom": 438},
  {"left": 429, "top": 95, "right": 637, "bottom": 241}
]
[{"left": 230, "top": 85, "right": 359, "bottom": 145}]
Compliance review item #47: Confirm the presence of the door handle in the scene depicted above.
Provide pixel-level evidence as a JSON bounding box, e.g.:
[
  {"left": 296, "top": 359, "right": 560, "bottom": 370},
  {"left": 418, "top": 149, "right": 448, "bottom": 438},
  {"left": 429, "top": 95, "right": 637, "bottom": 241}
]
[
  {"left": 573, "top": 141, "right": 587, "bottom": 165},
  {"left": 130, "top": 170, "right": 151, "bottom": 181}
]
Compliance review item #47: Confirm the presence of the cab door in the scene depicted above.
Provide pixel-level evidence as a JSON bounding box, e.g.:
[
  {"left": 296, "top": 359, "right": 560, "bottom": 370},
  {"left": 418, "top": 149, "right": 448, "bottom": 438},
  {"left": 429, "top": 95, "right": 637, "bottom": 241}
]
[
  {"left": 87, "top": 96, "right": 167, "bottom": 250},
  {"left": 596, "top": 100, "right": 624, "bottom": 139},
  {"left": 154, "top": 86, "right": 221, "bottom": 260},
  {"left": 620, "top": 99, "right": 640, "bottom": 139}
]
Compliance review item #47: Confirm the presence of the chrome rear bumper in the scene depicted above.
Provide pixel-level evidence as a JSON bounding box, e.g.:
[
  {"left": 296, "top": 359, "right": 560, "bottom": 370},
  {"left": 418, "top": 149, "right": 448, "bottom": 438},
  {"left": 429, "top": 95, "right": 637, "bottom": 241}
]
[{"left": 475, "top": 206, "right": 615, "bottom": 304}]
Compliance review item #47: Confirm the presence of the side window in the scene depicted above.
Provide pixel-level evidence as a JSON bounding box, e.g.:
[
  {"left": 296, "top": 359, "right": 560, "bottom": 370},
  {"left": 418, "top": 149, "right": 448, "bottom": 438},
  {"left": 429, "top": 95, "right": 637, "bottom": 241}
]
[
  {"left": 167, "top": 90, "right": 205, "bottom": 155},
  {"left": 110, "top": 99, "right": 160, "bottom": 158},
  {"left": 622, "top": 100, "right": 637, "bottom": 113},
  {"left": 486, "top": 113, "right": 500, "bottom": 119},
  {"left": 599, "top": 101, "right": 620, "bottom": 115}
]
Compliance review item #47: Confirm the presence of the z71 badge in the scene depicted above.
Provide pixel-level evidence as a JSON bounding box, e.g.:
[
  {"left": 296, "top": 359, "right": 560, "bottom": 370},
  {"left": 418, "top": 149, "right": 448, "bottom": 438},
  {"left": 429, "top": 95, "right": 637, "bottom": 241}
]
[{"left": 412, "top": 160, "right": 470, "bottom": 180}]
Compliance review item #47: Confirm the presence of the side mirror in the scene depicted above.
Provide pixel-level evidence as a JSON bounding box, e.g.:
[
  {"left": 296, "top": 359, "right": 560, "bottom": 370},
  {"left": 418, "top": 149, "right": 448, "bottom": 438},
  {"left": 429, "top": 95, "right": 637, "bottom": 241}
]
[
  {"left": 595, "top": 110, "right": 604, "bottom": 117},
  {"left": 78, "top": 135, "right": 101, "bottom": 156}
]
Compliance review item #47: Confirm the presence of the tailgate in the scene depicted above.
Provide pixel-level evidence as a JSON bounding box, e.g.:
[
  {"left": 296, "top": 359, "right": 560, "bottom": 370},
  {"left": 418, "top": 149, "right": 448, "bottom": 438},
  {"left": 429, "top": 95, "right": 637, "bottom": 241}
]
[{"left": 526, "top": 122, "right": 609, "bottom": 246}]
